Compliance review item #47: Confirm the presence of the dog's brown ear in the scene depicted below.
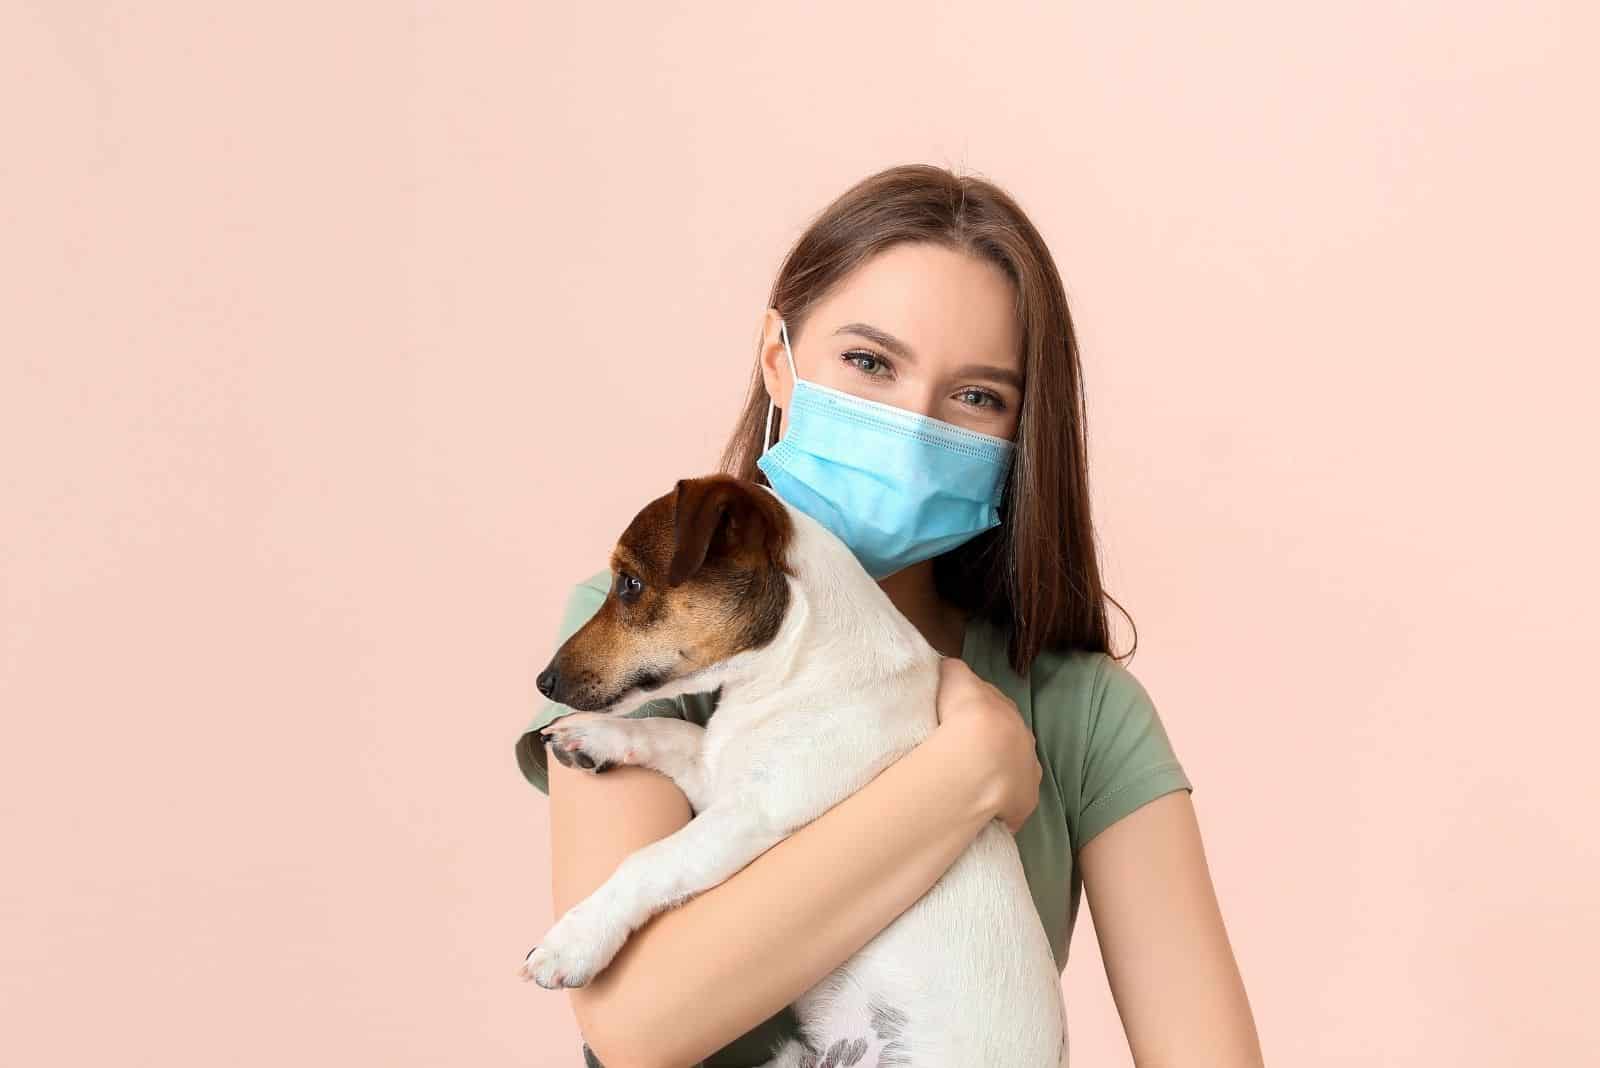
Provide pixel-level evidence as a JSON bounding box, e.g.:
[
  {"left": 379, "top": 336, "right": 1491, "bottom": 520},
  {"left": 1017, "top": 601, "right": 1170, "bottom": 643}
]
[
  {"left": 667, "top": 477, "right": 740, "bottom": 586},
  {"left": 666, "top": 476, "right": 787, "bottom": 587}
]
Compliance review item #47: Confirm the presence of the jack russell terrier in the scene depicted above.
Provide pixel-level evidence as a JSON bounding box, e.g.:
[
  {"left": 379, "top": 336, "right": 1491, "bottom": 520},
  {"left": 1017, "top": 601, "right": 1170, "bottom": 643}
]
[{"left": 521, "top": 473, "right": 1068, "bottom": 1066}]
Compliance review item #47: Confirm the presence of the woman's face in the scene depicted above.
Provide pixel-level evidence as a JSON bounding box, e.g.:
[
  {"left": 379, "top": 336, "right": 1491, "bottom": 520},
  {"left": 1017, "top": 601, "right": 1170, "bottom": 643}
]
[{"left": 761, "top": 242, "right": 1024, "bottom": 444}]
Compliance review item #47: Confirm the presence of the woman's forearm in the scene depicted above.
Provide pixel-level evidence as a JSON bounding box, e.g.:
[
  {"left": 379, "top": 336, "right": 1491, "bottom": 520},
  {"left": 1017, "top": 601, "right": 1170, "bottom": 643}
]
[{"left": 581, "top": 721, "right": 998, "bottom": 1068}]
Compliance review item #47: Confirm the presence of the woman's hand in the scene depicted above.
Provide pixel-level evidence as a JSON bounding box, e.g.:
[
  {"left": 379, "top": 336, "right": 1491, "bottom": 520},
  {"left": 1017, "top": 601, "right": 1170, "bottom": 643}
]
[{"left": 932, "top": 656, "right": 1042, "bottom": 833}]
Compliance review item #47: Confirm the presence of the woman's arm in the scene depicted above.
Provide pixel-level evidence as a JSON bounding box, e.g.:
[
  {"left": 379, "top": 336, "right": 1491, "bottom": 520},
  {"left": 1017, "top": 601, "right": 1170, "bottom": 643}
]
[
  {"left": 1078, "top": 791, "right": 1265, "bottom": 1067},
  {"left": 547, "top": 714, "right": 1005, "bottom": 1068}
]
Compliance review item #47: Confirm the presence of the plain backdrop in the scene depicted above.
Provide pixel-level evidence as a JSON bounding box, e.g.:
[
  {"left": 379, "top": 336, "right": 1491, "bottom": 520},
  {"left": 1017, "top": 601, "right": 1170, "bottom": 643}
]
[{"left": 3, "top": 3, "right": 1596, "bottom": 1065}]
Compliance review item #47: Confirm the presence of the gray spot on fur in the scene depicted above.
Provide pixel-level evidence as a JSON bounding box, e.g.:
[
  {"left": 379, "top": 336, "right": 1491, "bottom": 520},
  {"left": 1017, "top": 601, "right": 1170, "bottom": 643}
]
[
  {"left": 763, "top": 1000, "right": 912, "bottom": 1068},
  {"left": 831, "top": 1037, "right": 869, "bottom": 1065},
  {"left": 869, "top": 996, "right": 908, "bottom": 1041},
  {"left": 869, "top": 995, "right": 913, "bottom": 1066}
]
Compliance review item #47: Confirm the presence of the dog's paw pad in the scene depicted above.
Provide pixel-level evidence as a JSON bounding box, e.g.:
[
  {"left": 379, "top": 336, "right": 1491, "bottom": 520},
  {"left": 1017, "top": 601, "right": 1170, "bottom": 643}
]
[
  {"left": 541, "top": 715, "right": 635, "bottom": 774},
  {"left": 520, "top": 908, "right": 620, "bottom": 989},
  {"left": 518, "top": 943, "right": 586, "bottom": 988}
]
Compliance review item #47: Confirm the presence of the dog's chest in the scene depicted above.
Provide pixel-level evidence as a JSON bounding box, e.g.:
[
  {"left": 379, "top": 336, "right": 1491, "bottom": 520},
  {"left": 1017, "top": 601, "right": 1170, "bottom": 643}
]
[{"left": 698, "top": 664, "right": 941, "bottom": 804}]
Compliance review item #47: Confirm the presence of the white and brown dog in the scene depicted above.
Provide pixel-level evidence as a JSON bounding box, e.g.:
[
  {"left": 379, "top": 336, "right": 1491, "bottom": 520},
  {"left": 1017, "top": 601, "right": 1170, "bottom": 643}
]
[{"left": 522, "top": 474, "right": 1067, "bottom": 1066}]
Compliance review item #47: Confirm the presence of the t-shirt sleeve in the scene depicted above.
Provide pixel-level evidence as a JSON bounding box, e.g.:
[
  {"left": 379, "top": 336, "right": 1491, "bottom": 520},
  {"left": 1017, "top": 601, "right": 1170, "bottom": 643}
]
[
  {"left": 1074, "top": 655, "right": 1193, "bottom": 851},
  {"left": 514, "top": 571, "right": 687, "bottom": 796}
]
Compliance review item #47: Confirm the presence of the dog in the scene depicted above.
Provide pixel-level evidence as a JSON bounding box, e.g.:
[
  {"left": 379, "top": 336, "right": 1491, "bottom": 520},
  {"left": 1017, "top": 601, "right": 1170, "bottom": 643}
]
[{"left": 521, "top": 474, "right": 1068, "bottom": 1066}]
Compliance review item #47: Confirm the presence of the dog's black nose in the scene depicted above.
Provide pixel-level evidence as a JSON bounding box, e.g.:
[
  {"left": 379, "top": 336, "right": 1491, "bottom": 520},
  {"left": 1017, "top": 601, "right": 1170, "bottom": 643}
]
[{"left": 536, "top": 665, "right": 559, "bottom": 700}]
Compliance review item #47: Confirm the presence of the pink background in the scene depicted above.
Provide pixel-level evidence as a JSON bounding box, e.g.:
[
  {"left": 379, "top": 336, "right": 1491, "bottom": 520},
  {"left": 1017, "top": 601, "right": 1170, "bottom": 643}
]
[{"left": 3, "top": 3, "right": 1595, "bottom": 1065}]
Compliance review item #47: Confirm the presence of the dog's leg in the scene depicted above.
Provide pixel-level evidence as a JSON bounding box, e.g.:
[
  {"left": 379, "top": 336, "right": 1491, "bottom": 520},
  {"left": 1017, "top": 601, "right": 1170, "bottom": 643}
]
[
  {"left": 520, "top": 800, "right": 783, "bottom": 989},
  {"left": 540, "top": 711, "right": 711, "bottom": 810}
]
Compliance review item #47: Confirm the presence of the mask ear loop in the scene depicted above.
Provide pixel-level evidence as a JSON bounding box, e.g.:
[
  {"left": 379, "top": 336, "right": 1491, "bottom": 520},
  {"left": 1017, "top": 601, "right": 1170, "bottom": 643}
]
[
  {"left": 779, "top": 319, "right": 798, "bottom": 380},
  {"left": 762, "top": 319, "right": 800, "bottom": 455}
]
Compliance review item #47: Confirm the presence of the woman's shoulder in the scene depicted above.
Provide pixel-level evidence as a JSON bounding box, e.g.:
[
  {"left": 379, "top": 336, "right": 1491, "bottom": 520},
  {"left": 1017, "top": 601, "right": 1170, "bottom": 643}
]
[
  {"left": 1030, "top": 643, "right": 1157, "bottom": 728},
  {"left": 574, "top": 566, "right": 612, "bottom": 596},
  {"left": 968, "top": 614, "right": 1143, "bottom": 713},
  {"left": 997, "top": 630, "right": 1190, "bottom": 850},
  {"left": 542, "top": 567, "right": 614, "bottom": 634},
  {"left": 1030, "top": 642, "right": 1129, "bottom": 695}
]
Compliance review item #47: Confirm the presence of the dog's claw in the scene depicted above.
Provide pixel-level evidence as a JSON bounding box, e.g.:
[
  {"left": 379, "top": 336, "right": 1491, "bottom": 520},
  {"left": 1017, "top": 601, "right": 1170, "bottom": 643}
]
[
  {"left": 540, "top": 714, "right": 627, "bottom": 776},
  {"left": 523, "top": 907, "right": 618, "bottom": 988}
]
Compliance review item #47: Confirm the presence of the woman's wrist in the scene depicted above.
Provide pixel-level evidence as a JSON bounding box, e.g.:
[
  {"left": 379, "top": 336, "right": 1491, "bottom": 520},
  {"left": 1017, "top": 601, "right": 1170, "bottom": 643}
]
[{"left": 929, "top": 717, "right": 1006, "bottom": 825}]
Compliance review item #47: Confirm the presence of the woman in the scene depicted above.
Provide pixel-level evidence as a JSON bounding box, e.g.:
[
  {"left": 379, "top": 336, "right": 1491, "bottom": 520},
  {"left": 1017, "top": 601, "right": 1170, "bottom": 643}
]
[{"left": 516, "top": 164, "right": 1264, "bottom": 1067}]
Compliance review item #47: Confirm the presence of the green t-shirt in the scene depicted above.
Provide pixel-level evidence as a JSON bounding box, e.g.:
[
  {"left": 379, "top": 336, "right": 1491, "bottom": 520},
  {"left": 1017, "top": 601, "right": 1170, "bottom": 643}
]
[{"left": 515, "top": 567, "right": 1193, "bottom": 1068}]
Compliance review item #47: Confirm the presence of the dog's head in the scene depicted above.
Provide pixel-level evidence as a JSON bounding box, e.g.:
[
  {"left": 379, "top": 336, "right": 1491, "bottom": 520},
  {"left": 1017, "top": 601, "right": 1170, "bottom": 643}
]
[{"left": 535, "top": 474, "right": 797, "bottom": 713}]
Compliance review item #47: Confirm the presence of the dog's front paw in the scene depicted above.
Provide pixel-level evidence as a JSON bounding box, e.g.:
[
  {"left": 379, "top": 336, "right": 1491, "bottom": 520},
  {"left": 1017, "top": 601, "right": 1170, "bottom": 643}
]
[
  {"left": 540, "top": 712, "right": 639, "bottom": 773},
  {"left": 517, "top": 904, "right": 629, "bottom": 989}
]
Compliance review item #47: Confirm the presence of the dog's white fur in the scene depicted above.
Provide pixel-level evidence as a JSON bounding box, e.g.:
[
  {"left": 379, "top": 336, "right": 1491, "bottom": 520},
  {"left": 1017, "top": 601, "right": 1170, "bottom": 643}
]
[{"left": 524, "top": 485, "right": 1068, "bottom": 1066}]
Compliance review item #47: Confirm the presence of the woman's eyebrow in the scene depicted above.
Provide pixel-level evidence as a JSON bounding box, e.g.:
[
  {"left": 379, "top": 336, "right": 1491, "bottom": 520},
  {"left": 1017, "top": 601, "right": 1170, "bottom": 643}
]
[
  {"left": 954, "top": 363, "right": 1024, "bottom": 390},
  {"left": 833, "top": 322, "right": 1023, "bottom": 390},
  {"left": 833, "top": 322, "right": 917, "bottom": 360}
]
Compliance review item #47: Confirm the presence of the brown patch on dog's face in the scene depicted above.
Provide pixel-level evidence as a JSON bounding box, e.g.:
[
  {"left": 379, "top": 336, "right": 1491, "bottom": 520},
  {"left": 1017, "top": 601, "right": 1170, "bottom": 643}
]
[{"left": 534, "top": 475, "right": 796, "bottom": 711}]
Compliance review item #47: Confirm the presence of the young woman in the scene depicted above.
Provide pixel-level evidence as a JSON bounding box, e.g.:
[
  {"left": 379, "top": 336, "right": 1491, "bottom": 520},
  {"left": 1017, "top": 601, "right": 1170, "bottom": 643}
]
[{"left": 517, "top": 164, "right": 1265, "bottom": 1068}]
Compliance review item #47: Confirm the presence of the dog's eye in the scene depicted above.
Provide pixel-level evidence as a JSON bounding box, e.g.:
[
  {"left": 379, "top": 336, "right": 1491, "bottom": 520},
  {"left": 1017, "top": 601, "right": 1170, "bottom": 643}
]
[{"left": 615, "top": 571, "right": 643, "bottom": 603}]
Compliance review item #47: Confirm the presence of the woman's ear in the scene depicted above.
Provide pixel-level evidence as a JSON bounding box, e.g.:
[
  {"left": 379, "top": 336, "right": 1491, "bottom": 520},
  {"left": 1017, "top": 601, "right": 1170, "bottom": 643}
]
[
  {"left": 757, "top": 309, "right": 793, "bottom": 451},
  {"left": 757, "top": 307, "right": 788, "bottom": 407}
]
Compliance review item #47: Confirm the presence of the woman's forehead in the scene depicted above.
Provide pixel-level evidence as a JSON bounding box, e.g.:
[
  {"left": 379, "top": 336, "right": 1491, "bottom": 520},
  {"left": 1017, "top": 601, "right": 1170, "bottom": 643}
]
[{"left": 811, "top": 243, "right": 1023, "bottom": 372}]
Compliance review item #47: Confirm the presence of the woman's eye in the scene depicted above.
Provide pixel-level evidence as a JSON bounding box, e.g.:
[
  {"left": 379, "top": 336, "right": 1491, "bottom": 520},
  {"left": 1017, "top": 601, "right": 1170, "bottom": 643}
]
[
  {"left": 958, "top": 388, "right": 1005, "bottom": 411},
  {"left": 842, "top": 350, "right": 889, "bottom": 376},
  {"left": 841, "top": 351, "right": 1005, "bottom": 411}
]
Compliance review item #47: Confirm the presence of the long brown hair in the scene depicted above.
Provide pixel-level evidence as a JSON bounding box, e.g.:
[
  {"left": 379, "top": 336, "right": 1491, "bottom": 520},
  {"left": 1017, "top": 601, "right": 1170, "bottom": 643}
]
[{"left": 717, "top": 163, "right": 1135, "bottom": 676}]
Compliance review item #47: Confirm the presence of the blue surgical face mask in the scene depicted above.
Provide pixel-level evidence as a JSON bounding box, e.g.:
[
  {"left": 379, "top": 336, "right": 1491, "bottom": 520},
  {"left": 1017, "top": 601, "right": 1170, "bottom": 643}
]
[{"left": 755, "top": 318, "right": 1015, "bottom": 580}]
